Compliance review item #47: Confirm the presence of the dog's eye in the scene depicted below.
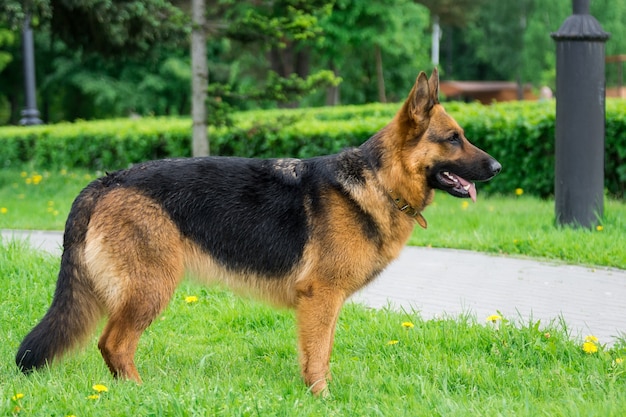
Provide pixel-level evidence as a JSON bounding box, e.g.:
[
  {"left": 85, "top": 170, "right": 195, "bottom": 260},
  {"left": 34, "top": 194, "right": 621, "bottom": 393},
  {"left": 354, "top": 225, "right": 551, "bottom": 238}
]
[{"left": 447, "top": 133, "right": 461, "bottom": 144}]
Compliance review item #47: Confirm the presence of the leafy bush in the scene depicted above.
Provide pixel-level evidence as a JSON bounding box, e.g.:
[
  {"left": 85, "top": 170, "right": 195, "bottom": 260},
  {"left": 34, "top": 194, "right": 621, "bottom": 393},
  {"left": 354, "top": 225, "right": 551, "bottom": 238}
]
[
  {"left": 452, "top": 99, "right": 626, "bottom": 198},
  {"left": 1, "top": 100, "right": 625, "bottom": 197},
  {"left": 0, "top": 118, "right": 193, "bottom": 170}
]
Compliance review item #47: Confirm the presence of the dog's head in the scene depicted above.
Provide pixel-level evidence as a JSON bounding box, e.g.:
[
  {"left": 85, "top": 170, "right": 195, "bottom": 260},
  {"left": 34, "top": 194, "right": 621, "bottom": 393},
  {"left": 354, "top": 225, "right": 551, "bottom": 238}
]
[{"left": 395, "top": 68, "right": 501, "bottom": 203}]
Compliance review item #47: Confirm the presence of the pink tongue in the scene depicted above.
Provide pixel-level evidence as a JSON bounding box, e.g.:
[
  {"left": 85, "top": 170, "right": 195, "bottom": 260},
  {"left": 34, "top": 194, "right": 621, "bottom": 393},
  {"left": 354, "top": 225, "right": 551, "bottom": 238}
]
[
  {"left": 457, "top": 176, "right": 477, "bottom": 202},
  {"left": 468, "top": 183, "right": 477, "bottom": 202}
]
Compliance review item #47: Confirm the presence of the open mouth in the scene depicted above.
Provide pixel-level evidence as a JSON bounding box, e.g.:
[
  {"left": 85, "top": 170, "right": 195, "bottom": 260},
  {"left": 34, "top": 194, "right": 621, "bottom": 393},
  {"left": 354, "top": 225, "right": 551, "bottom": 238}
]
[{"left": 436, "top": 171, "right": 477, "bottom": 202}]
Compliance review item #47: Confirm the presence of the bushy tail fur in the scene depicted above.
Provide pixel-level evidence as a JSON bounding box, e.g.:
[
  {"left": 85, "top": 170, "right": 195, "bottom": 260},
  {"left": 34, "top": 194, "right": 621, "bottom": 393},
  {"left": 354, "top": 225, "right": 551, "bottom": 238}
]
[{"left": 16, "top": 180, "right": 106, "bottom": 373}]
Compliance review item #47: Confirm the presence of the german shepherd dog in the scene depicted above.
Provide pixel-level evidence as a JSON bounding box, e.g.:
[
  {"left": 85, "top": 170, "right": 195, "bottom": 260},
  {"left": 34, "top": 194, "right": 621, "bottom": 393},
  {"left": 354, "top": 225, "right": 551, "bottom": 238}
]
[{"left": 16, "top": 69, "right": 500, "bottom": 395}]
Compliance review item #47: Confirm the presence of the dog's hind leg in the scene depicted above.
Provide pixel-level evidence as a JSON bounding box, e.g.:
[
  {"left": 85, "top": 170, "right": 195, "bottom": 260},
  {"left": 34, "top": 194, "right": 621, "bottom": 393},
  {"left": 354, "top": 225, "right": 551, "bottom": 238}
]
[
  {"left": 98, "top": 310, "right": 147, "bottom": 382},
  {"left": 295, "top": 280, "right": 345, "bottom": 395},
  {"left": 85, "top": 190, "right": 186, "bottom": 382},
  {"left": 96, "top": 259, "right": 184, "bottom": 383}
]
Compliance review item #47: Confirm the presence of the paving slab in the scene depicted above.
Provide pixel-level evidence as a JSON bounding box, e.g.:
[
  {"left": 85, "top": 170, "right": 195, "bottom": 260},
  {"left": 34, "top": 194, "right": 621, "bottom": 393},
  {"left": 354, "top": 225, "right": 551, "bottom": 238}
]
[
  {"left": 352, "top": 246, "right": 626, "bottom": 345},
  {"left": 3, "top": 229, "right": 625, "bottom": 345}
]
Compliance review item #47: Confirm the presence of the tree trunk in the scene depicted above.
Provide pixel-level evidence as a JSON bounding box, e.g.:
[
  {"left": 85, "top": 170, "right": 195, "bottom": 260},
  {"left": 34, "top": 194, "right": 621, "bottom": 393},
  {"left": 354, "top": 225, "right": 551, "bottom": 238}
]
[
  {"left": 295, "top": 46, "right": 310, "bottom": 78},
  {"left": 191, "top": 0, "right": 209, "bottom": 156},
  {"left": 516, "top": 72, "right": 524, "bottom": 100},
  {"left": 269, "top": 42, "right": 311, "bottom": 108},
  {"left": 270, "top": 43, "right": 310, "bottom": 79},
  {"left": 375, "top": 45, "right": 386, "bottom": 103},
  {"left": 445, "top": 27, "right": 453, "bottom": 76},
  {"left": 325, "top": 62, "right": 340, "bottom": 106},
  {"left": 9, "top": 93, "right": 18, "bottom": 125},
  {"left": 431, "top": 14, "right": 441, "bottom": 66}
]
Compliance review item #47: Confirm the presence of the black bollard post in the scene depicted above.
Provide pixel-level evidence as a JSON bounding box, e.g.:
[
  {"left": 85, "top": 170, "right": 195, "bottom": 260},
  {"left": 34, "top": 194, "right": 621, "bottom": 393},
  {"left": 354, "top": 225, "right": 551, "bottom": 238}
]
[
  {"left": 19, "top": 12, "right": 43, "bottom": 126},
  {"left": 551, "top": 0, "right": 609, "bottom": 228}
]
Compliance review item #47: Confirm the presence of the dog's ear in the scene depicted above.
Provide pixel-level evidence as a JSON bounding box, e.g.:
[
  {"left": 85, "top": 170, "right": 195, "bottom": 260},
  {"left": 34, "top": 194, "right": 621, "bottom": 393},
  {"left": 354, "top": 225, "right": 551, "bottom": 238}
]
[
  {"left": 428, "top": 67, "right": 440, "bottom": 105},
  {"left": 408, "top": 71, "right": 434, "bottom": 119}
]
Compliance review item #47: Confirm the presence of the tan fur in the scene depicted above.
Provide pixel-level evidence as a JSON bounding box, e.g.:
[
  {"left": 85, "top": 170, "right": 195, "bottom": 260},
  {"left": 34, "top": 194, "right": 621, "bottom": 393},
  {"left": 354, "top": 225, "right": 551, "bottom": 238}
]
[
  {"left": 79, "top": 169, "right": 418, "bottom": 393},
  {"left": 17, "top": 69, "right": 500, "bottom": 396},
  {"left": 83, "top": 71, "right": 465, "bottom": 394}
]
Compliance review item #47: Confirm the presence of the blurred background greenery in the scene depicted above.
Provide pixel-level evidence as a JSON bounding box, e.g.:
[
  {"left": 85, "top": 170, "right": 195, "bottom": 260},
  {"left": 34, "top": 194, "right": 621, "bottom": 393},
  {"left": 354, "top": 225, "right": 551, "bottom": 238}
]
[{"left": 1, "top": 0, "right": 625, "bottom": 125}]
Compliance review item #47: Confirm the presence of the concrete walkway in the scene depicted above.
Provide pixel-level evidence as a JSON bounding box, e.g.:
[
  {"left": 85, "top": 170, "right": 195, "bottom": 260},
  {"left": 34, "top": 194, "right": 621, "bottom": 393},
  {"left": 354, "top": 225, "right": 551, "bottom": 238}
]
[{"left": 3, "top": 229, "right": 626, "bottom": 345}]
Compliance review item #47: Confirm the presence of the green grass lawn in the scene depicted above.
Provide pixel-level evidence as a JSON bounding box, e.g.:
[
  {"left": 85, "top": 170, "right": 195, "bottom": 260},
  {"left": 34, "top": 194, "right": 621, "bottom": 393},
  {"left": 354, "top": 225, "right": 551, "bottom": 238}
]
[
  {"left": 1, "top": 168, "right": 625, "bottom": 268},
  {"left": 0, "top": 169, "right": 96, "bottom": 230},
  {"left": 2, "top": 242, "right": 625, "bottom": 416},
  {"left": 413, "top": 192, "right": 626, "bottom": 269},
  {"left": 1, "top": 168, "right": 625, "bottom": 414}
]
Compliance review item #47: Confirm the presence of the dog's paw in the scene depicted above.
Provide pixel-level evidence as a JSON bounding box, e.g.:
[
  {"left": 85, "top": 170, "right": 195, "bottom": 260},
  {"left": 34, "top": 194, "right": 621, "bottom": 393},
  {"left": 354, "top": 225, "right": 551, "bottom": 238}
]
[{"left": 308, "top": 378, "right": 330, "bottom": 397}]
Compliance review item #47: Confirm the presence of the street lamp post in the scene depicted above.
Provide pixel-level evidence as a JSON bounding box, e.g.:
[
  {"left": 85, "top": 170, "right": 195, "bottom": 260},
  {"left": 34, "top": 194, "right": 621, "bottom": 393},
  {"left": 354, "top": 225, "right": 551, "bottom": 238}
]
[
  {"left": 551, "top": 0, "right": 609, "bottom": 228},
  {"left": 19, "top": 12, "right": 43, "bottom": 126}
]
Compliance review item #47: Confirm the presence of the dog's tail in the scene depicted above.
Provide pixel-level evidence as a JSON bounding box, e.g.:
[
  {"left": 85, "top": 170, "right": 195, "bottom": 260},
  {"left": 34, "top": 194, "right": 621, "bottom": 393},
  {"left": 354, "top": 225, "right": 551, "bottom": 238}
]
[{"left": 16, "top": 180, "right": 107, "bottom": 373}]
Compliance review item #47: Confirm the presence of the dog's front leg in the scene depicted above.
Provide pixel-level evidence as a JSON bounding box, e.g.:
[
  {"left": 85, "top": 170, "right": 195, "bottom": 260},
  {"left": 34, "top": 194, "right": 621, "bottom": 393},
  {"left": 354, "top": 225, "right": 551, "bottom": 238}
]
[{"left": 295, "top": 280, "right": 344, "bottom": 396}]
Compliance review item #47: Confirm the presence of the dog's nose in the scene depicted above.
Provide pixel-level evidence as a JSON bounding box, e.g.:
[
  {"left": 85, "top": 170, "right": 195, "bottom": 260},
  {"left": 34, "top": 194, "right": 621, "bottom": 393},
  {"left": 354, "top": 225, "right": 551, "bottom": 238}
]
[{"left": 490, "top": 159, "right": 502, "bottom": 176}]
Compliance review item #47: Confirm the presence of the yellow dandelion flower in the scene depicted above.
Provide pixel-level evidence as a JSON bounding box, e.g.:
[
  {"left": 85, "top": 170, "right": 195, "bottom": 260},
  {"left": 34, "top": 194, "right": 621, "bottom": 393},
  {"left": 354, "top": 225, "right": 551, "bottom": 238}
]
[
  {"left": 1, "top": 207, "right": 7, "bottom": 214},
  {"left": 25, "top": 178, "right": 32, "bottom": 184},
  {"left": 387, "top": 340, "right": 399, "bottom": 345},
  {"left": 185, "top": 295, "right": 199, "bottom": 304},
  {"left": 461, "top": 201, "right": 469, "bottom": 210},
  {"left": 87, "top": 394, "right": 100, "bottom": 400},
  {"left": 32, "top": 174, "right": 43, "bottom": 185},
  {"left": 60, "top": 169, "right": 67, "bottom": 176},
  {"left": 92, "top": 384, "right": 108, "bottom": 393},
  {"left": 11, "top": 393, "right": 25, "bottom": 401},
  {"left": 584, "top": 335, "right": 599, "bottom": 343},
  {"left": 20, "top": 171, "right": 27, "bottom": 178},
  {"left": 596, "top": 225, "right": 603, "bottom": 232},
  {"left": 486, "top": 314, "right": 502, "bottom": 323},
  {"left": 515, "top": 188, "right": 524, "bottom": 196},
  {"left": 582, "top": 341, "right": 598, "bottom": 354},
  {"left": 615, "top": 358, "right": 624, "bottom": 365},
  {"left": 401, "top": 321, "right": 414, "bottom": 329}
]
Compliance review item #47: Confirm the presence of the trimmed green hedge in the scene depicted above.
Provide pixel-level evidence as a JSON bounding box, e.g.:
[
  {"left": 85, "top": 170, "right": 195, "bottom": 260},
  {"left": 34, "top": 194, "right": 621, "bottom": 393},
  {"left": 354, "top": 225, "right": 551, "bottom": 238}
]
[
  {"left": 450, "top": 100, "right": 626, "bottom": 198},
  {"left": 1, "top": 100, "right": 625, "bottom": 198},
  {"left": 0, "top": 118, "right": 193, "bottom": 170}
]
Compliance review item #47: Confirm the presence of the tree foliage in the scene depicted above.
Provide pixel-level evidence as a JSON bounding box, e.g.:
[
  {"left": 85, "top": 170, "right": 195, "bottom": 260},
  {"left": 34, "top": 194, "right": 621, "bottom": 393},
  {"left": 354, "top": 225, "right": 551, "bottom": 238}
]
[
  {"left": 442, "top": 0, "right": 626, "bottom": 87},
  {"left": 2, "top": 0, "right": 626, "bottom": 126},
  {"left": 0, "top": 0, "right": 188, "bottom": 55},
  {"left": 312, "top": 0, "right": 431, "bottom": 104},
  {"left": 415, "top": 0, "right": 486, "bottom": 27},
  {"left": 202, "top": 0, "right": 339, "bottom": 114},
  {"left": 50, "top": 0, "right": 188, "bottom": 55},
  {"left": 0, "top": 28, "right": 15, "bottom": 72}
]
